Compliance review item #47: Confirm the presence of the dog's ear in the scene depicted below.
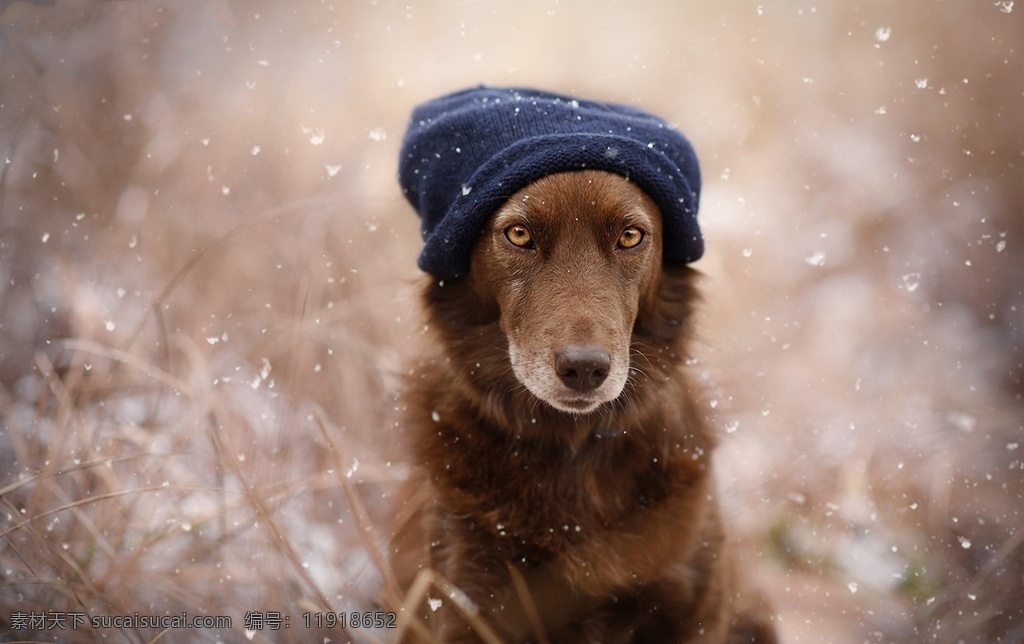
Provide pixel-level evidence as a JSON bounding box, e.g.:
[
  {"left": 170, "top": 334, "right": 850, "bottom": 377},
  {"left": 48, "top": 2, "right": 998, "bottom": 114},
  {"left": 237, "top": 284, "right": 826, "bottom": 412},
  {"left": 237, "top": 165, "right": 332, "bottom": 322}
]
[
  {"left": 421, "top": 274, "right": 499, "bottom": 332},
  {"left": 635, "top": 264, "right": 701, "bottom": 343}
]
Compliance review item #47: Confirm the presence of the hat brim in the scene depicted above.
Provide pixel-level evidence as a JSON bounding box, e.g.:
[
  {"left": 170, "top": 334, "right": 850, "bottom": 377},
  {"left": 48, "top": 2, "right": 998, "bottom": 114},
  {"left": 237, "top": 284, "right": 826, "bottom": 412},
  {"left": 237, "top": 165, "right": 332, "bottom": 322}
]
[{"left": 417, "top": 133, "right": 702, "bottom": 277}]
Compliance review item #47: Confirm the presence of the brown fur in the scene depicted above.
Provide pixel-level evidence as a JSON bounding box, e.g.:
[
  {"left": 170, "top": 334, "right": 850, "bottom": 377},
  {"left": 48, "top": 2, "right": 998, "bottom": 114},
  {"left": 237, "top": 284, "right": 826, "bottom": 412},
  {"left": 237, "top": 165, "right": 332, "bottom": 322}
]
[{"left": 391, "top": 170, "right": 776, "bottom": 642}]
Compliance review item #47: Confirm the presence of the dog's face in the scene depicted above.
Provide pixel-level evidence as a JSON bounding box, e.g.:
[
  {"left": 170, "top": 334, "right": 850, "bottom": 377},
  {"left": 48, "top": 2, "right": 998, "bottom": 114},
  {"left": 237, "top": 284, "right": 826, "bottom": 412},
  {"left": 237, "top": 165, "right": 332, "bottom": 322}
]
[{"left": 470, "top": 170, "right": 663, "bottom": 414}]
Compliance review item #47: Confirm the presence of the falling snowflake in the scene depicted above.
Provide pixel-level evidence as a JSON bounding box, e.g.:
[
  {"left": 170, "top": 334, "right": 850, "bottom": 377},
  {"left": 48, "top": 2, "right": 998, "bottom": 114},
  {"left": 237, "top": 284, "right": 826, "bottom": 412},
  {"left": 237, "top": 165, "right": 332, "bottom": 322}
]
[
  {"left": 901, "top": 272, "right": 921, "bottom": 292},
  {"left": 345, "top": 458, "right": 360, "bottom": 479},
  {"left": 301, "top": 125, "right": 325, "bottom": 145},
  {"left": 804, "top": 251, "right": 826, "bottom": 266}
]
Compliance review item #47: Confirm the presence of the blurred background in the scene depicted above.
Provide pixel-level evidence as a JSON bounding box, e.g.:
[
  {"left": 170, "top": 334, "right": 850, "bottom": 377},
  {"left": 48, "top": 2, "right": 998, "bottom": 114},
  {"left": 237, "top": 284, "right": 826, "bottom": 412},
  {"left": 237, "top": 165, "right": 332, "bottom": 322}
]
[{"left": 1, "top": 1, "right": 1021, "bottom": 642}]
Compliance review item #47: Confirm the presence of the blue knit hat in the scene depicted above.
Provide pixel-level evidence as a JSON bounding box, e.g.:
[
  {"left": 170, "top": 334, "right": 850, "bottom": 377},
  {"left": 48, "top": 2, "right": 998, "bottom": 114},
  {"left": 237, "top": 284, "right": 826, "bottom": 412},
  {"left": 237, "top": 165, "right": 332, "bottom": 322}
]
[{"left": 398, "top": 86, "right": 703, "bottom": 277}]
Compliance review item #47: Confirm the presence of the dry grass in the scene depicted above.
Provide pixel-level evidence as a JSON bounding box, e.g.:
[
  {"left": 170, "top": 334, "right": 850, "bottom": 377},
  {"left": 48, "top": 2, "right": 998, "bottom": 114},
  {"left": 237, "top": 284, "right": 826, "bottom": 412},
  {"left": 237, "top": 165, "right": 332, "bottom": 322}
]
[{"left": 2, "top": 1, "right": 1022, "bottom": 642}]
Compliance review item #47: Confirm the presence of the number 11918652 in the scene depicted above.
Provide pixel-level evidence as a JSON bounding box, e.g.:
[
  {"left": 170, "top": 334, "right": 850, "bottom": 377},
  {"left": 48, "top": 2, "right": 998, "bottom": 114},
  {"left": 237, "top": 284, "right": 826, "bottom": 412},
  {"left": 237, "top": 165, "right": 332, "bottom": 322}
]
[{"left": 302, "top": 611, "right": 397, "bottom": 630}]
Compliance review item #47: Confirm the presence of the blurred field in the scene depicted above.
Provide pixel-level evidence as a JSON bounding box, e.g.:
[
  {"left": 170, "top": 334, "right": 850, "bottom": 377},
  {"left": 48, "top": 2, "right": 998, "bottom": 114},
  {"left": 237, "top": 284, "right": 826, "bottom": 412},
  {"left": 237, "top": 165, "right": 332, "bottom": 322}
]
[{"left": 1, "top": 1, "right": 1021, "bottom": 642}]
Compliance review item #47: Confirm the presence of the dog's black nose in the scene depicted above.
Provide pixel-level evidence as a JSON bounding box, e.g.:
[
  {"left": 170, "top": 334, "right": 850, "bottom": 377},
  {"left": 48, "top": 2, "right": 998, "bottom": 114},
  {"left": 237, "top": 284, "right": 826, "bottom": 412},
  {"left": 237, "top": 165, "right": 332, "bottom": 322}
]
[{"left": 556, "top": 345, "right": 611, "bottom": 393}]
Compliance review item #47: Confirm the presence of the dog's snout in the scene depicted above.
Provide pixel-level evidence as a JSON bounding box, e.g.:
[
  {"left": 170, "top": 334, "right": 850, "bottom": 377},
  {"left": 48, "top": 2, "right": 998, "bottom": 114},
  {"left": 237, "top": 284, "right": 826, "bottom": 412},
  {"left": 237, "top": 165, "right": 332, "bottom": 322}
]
[{"left": 555, "top": 345, "right": 611, "bottom": 393}]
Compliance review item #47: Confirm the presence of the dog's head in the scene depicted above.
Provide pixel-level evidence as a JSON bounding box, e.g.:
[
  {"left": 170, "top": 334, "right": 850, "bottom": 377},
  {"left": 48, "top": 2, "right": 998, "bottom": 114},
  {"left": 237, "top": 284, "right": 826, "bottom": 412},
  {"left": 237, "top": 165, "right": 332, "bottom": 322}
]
[{"left": 469, "top": 170, "right": 665, "bottom": 414}]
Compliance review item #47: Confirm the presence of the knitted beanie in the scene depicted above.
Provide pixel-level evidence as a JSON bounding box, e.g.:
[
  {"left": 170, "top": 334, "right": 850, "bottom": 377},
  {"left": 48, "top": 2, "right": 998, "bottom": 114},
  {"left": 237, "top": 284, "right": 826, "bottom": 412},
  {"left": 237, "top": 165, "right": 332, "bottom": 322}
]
[{"left": 398, "top": 86, "right": 703, "bottom": 277}]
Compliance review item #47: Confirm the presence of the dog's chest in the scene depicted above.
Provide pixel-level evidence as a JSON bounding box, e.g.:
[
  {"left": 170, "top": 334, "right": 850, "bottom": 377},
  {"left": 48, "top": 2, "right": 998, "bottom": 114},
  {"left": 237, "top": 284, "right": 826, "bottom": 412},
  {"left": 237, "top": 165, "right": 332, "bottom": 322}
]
[{"left": 433, "top": 428, "right": 663, "bottom": 553}]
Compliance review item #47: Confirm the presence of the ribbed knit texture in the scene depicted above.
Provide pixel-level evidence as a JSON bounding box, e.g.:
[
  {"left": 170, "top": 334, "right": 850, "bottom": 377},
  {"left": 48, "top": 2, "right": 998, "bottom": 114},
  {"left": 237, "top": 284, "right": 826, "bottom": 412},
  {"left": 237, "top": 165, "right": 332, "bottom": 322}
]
[{"left": 398, "top": 86, "right": 703, "bottom": 277}]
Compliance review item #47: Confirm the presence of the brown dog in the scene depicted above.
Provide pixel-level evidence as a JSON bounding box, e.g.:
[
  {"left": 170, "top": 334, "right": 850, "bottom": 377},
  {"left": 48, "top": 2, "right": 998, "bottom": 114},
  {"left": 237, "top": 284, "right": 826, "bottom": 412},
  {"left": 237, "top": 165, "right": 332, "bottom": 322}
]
[{"left": 390, "top": 170, "right": 776, "bottom": 643}]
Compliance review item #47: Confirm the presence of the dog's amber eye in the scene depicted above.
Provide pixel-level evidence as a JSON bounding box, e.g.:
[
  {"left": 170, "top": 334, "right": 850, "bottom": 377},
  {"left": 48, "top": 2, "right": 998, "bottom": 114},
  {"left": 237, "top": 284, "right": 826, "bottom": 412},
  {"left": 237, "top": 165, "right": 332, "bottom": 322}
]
[
  {"left": 618, "top": 226, "right": 644, "bottom": 249},
  {"left": 504, "top": 224, "right": 534, "bottom": 248}
]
